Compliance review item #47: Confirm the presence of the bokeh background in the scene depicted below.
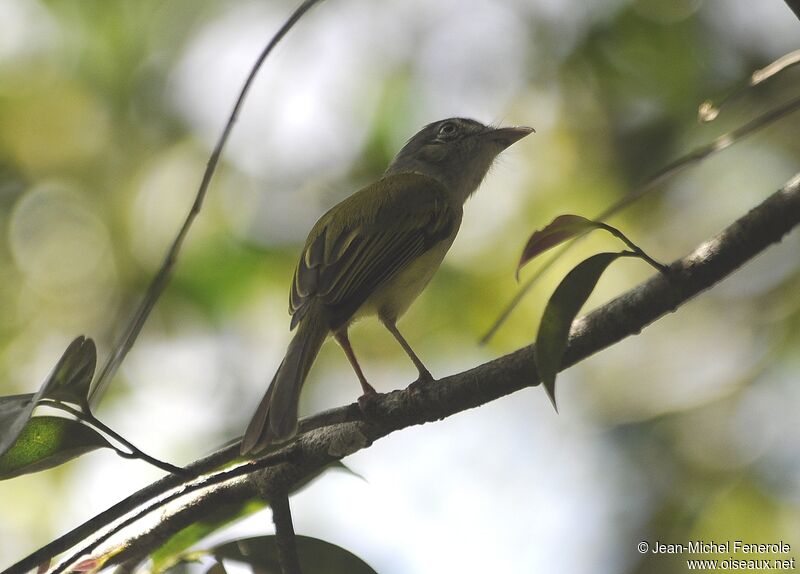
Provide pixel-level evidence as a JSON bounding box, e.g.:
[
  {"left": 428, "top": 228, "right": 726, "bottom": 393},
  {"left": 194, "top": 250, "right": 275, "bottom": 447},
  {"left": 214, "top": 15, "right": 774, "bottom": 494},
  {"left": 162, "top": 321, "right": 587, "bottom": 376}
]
[{"left": 1, "top": 0, "right": 799, "bottom": 572}]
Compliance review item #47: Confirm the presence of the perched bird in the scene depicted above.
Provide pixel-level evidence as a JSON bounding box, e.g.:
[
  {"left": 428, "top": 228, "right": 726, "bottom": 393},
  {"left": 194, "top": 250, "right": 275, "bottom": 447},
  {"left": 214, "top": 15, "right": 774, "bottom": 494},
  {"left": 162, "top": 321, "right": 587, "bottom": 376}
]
[{"left": 241, "top": 117, "right": 533, "bottom": 454}]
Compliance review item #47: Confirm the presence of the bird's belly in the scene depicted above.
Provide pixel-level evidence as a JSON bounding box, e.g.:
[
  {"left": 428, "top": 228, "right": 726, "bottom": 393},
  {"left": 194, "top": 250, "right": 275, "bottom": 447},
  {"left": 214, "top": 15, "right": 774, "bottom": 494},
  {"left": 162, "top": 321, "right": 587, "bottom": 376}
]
[{"left": 357, "top": 237, "right": 454, "bottom": 322}]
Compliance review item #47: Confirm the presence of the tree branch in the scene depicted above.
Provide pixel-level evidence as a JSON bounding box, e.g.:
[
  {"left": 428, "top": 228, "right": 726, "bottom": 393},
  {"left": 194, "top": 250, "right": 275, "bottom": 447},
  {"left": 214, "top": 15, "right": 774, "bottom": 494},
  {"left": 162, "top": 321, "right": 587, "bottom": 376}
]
[
  {"left": 12, "top": 173, "right": 800, "bottom": 573},
  {"left": 3, "top": 407, "right": 361, "bottom": 574}
]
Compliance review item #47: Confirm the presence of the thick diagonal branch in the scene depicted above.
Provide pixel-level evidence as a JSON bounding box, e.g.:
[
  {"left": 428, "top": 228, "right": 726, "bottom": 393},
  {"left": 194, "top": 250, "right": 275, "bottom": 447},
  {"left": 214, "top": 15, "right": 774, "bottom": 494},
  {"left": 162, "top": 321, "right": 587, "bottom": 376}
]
[{"left": 12, "top": 173, "right": 800, "bottom": 574}]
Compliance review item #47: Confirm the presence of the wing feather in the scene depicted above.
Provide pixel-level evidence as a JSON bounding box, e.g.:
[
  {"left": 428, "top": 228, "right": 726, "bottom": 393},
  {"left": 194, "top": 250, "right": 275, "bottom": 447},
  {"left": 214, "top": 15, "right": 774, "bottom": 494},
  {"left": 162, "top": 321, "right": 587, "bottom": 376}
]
[{"left": 289, "top": 173, "right": 459, "bottom": 330}]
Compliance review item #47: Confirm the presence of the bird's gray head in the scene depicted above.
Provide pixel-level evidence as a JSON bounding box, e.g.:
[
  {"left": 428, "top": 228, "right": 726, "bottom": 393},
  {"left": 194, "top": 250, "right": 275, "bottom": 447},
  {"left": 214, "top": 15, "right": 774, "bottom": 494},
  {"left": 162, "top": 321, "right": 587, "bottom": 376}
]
[{"left": 385, "top": 117, "right": 533, "bottom": 202}]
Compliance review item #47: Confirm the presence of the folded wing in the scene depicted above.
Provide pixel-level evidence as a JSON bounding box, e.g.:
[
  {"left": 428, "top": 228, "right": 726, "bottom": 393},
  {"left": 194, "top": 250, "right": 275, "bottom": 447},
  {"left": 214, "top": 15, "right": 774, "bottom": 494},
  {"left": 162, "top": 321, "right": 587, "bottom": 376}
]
[{"left": 289, "top": 173, "right": 458, "bottom": 330}]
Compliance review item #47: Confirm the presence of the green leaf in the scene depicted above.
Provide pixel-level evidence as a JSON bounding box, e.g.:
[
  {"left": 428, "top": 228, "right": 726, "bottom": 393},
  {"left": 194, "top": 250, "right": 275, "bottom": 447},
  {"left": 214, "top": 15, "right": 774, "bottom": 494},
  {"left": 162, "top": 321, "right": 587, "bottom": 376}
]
[
  {"left": 0, "top": 416, "right": 112, "bottom": 479},
  {"left": 0, "top": 336, "right": 97, "bottom": 457},
  {"left": 536, "top": 252, "right": 634, "bottom": 410},
  {"left": 214, "top": 535, "right": 378, "bottom": 574},
  {"left": 151, "top": 499, "right": 267, "bottom": 573}
]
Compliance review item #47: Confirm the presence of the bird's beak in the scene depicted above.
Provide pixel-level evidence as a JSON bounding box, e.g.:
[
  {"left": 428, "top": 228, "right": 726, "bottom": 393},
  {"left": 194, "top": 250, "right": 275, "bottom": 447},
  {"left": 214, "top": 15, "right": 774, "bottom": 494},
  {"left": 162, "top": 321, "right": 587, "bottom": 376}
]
[{"left": 486, "top": 125, "right": 535, "bottom": 148}]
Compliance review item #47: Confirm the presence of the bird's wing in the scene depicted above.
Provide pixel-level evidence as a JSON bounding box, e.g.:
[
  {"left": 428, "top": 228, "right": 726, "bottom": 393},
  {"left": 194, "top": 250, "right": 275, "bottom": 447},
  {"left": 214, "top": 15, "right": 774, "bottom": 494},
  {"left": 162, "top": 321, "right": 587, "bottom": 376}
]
[{"left": 289, "top": 173, "right": 459, "bottom": 330}]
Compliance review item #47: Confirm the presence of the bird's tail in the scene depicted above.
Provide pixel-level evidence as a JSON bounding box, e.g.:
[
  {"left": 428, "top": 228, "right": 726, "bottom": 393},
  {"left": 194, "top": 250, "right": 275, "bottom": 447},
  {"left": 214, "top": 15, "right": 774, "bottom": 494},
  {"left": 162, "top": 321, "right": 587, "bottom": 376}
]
[{"left": 241, "top": 309, "right": 328, "bottom": 454}]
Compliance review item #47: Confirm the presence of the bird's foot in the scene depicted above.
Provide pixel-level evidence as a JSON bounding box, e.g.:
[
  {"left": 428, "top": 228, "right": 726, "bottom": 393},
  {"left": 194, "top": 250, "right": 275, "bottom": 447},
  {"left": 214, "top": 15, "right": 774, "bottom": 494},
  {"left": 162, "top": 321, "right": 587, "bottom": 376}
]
[
  {"left": 357, "top": 389, "right": 382, "bottom": 422},
  {"left": 359, "top": 380, "right": 377, "bottom": 395},
  {"left": 408, "top": 370, "right": 435, "bottom": 391}
]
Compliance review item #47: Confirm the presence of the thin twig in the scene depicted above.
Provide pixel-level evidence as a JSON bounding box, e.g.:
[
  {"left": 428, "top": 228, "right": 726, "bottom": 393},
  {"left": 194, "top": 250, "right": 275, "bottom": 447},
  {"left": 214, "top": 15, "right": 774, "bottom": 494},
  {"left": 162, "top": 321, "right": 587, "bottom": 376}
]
[
  {"left": 272, "top": 495, "right": 303, "bottom": 574},
  {"left": 480, "top": 95, "right": 800, "bottom": 344},
  {"left": 89, "top": 0, "right": 326, "bottom": 405},
  {"left": 82, "top": 412, "right": 191, "bottom": 476},
  {"left": 699, "top": 49, "right": 800, "bottom": 122},
  {"left": 596, "top": 223, "right": 669, "bottom": 274},
  {"left": 39, "top": 400, "right": 189, "bottom": 476}
]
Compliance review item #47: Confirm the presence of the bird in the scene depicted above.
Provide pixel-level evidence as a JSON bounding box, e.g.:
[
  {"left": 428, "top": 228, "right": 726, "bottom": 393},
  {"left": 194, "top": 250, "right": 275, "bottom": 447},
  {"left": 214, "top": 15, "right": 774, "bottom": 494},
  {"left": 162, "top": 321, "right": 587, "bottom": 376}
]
[{"left": 241, "top": 117, "right": 533, "bottom": 454}]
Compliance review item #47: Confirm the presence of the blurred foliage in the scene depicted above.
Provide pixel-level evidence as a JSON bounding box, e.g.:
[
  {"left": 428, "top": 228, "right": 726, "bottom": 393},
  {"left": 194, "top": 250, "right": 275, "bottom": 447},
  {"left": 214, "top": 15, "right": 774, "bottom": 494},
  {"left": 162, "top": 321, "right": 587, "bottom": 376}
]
[{"left": 0, "top": 0, "right": 798, "bottom": 572}]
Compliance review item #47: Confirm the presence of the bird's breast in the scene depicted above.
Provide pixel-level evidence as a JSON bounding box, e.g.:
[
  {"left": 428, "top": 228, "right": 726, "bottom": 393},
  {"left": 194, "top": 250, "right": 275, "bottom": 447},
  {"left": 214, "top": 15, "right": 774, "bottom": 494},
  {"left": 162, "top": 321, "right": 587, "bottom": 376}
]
[{"left": 357, "top": 233, "right": 456, "bottom": 323}]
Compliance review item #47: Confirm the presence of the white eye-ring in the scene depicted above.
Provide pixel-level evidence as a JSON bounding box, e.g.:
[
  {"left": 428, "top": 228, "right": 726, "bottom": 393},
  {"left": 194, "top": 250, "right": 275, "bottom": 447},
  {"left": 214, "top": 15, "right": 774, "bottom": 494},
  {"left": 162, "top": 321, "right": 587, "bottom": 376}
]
[{"left": 438, "top": 122, "right": 458, "bottom": 137}]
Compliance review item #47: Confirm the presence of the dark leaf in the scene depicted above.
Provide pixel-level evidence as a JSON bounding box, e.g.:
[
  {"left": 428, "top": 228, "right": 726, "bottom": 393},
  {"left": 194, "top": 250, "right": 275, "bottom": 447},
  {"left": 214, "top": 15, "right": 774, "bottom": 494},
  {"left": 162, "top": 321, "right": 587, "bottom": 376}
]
[
  {"left": 0, "top": 394, "right": 37, "bottom": 456},
  {"left": 536, "top": 252, "right": 633, "bottom": 410},
  {"left": 0, "top": 336, "right": 96, "bottom": 458},
  {"left": 215, "top": 535, "right": 378, "bottom": 574},
  {"left": 517, "top": 215, "right": 600, "bottom": 276},
  {"left": 0, "top": 416, "right": 112, "bottom": 479},
  {"left": 41, "top": 336, "right": 97, "bottom": 405},
  {"left": 518, "top": 215, "right": 666, "bottom": 277}
]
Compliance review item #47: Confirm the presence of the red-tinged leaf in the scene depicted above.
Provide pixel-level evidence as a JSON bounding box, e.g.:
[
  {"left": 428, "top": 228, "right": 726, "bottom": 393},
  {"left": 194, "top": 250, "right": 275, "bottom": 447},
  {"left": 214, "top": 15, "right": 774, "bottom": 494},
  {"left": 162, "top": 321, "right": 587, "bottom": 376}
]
[
  {"left": 72, "top": 559, "right": 101, "bottom": 572},
  {"left": 517, "top": 215, "right": 601, "bottom": 276},
  {"left": 66, "top": 547, "right": 120, "bottom": 573},
  {"left": 536, "top": 252, "right": 635, "bottom": 410},
  {"left": 518, "top": 215, "right": 668, "bottom": 278},
  {"left": 214, "top": 535, "right": 378, "bottom": 574}
]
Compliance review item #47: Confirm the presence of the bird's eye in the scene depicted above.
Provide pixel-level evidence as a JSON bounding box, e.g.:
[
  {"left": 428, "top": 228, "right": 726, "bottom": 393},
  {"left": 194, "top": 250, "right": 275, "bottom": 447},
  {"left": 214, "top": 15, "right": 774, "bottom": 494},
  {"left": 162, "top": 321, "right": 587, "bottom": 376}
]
[{"left": 438, "top": 122, "right": 458, "bottom": 137}]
